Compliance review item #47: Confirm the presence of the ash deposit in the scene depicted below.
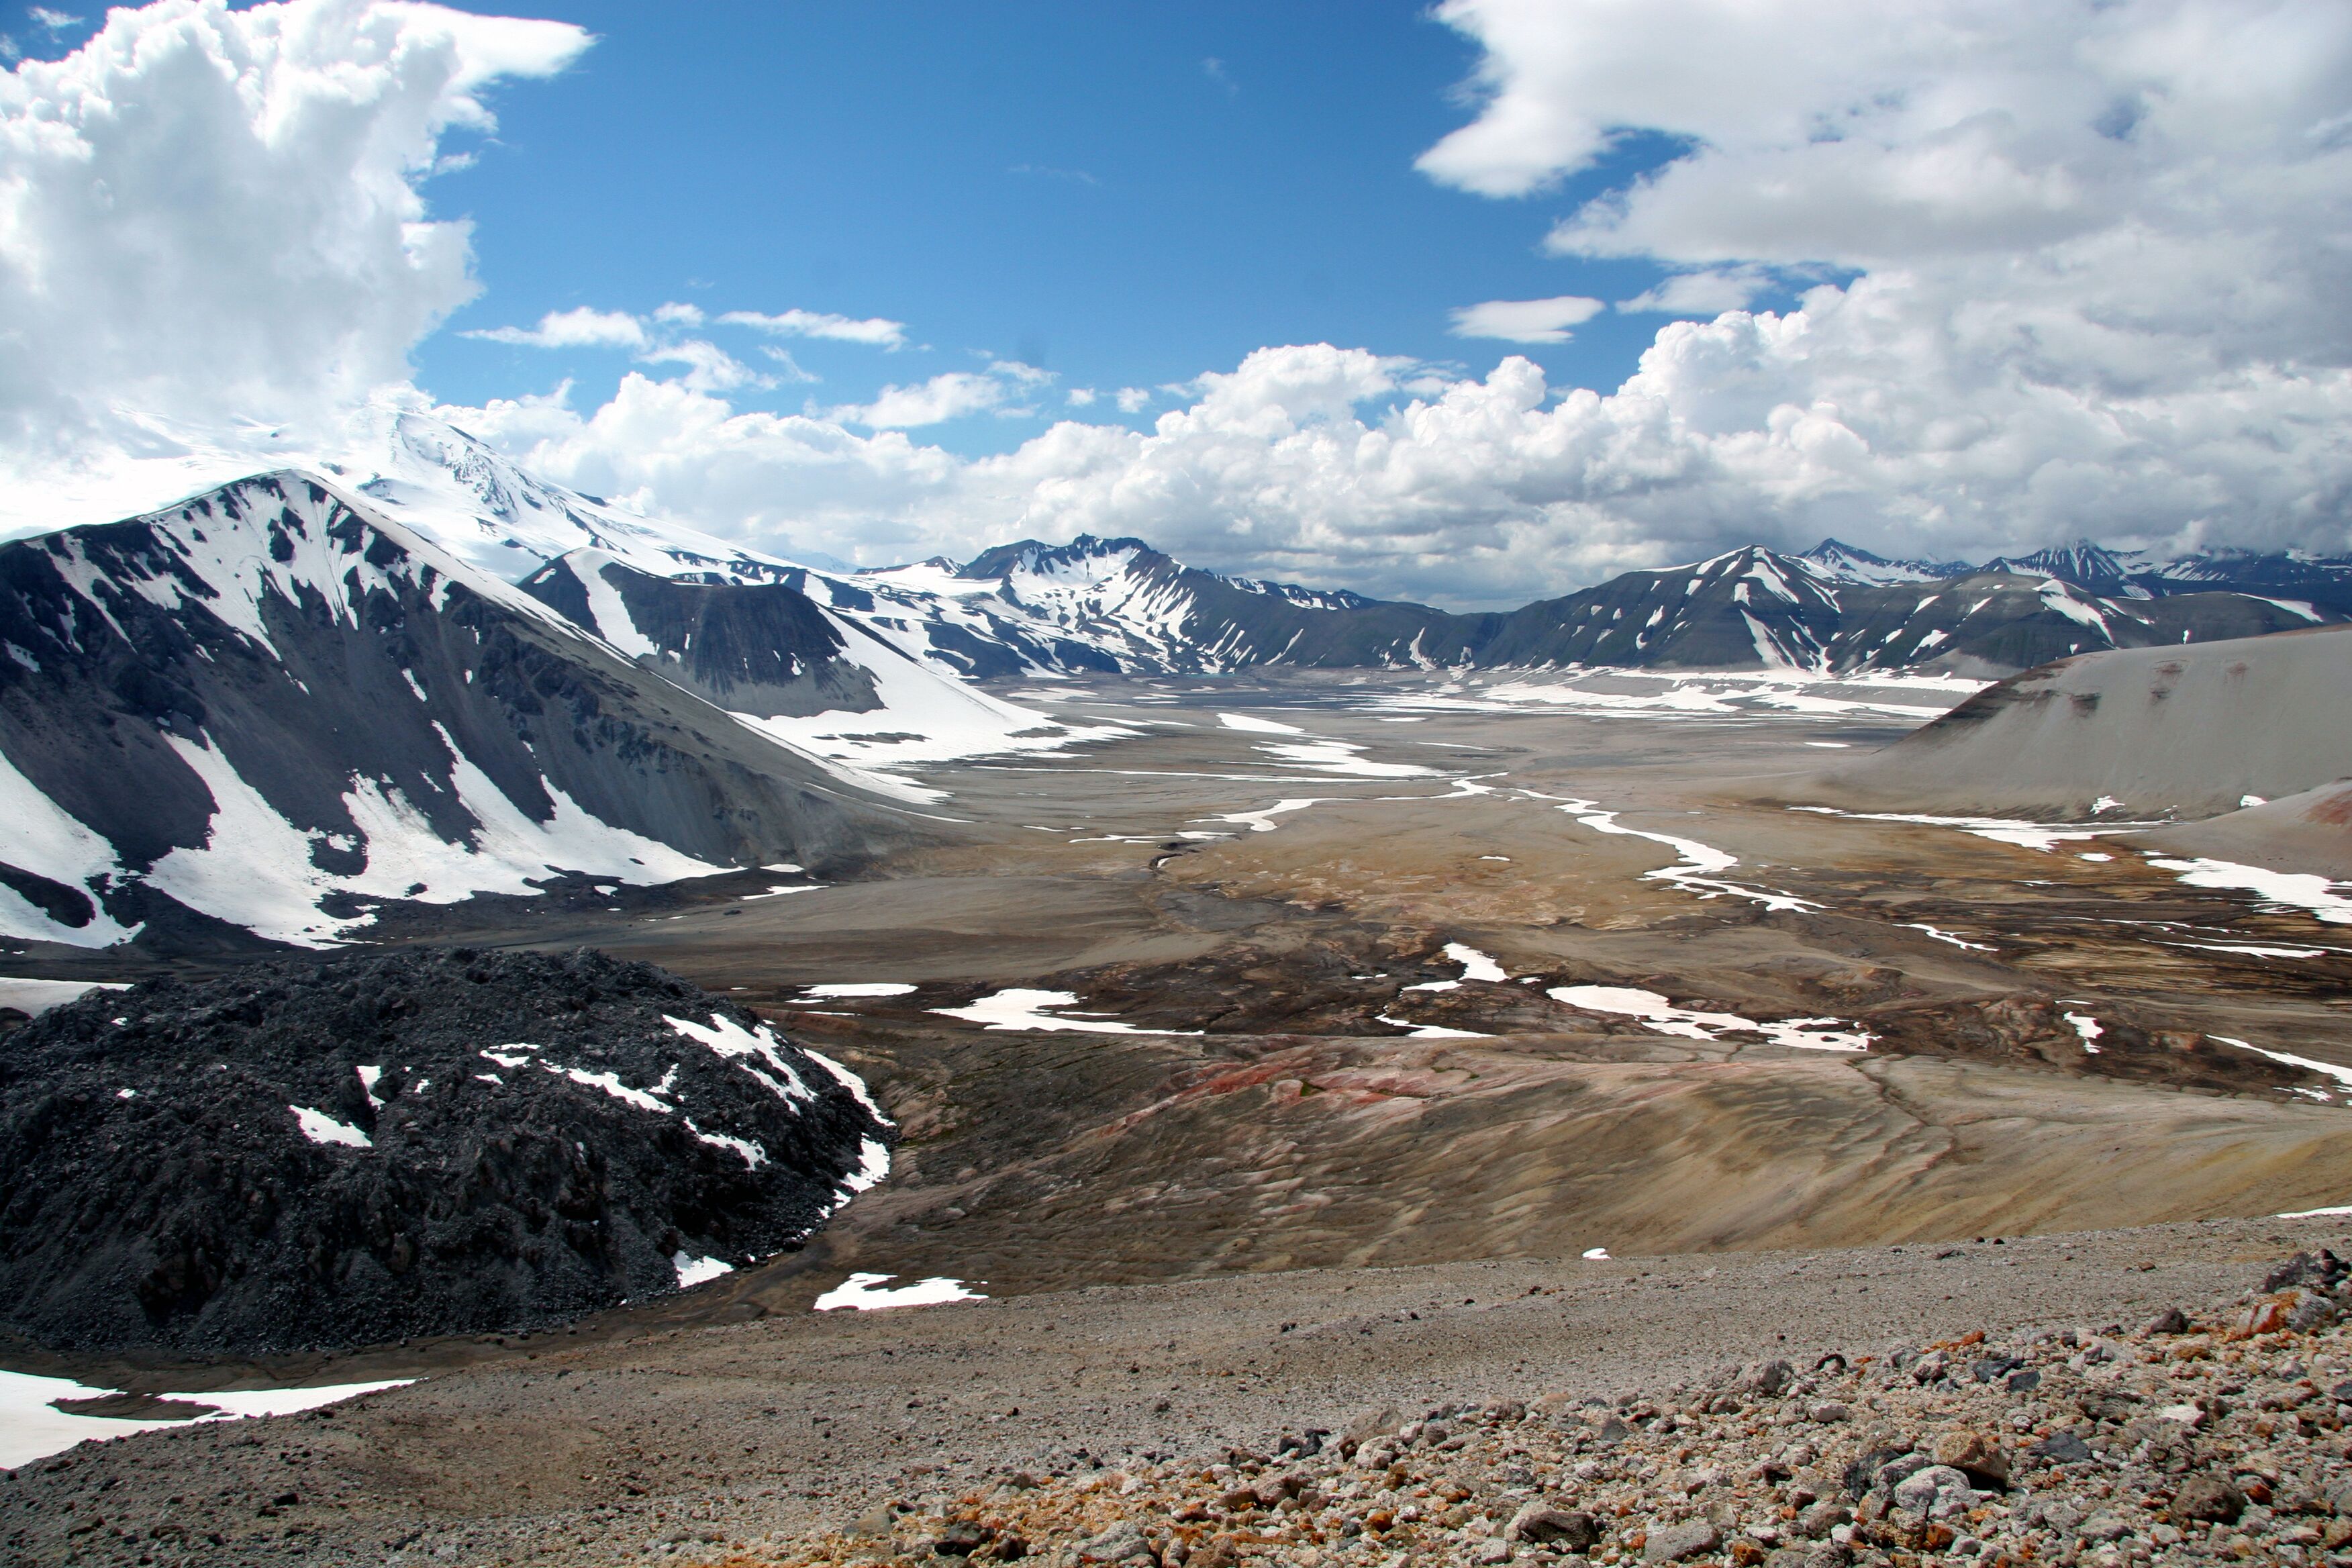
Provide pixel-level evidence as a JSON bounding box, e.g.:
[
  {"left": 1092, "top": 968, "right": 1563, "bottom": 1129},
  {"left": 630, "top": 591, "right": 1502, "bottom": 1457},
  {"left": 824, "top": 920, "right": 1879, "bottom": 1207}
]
[{"left": 0, "top": 947, "right": 891, "bottom": 1356}]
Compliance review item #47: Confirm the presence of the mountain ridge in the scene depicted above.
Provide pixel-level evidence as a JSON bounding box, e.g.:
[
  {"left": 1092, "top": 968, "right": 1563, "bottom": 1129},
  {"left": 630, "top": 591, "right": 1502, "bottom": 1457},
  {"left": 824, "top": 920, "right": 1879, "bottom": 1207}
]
[{"left": 0, "top": 471, "right": 940, "bottom": 954}]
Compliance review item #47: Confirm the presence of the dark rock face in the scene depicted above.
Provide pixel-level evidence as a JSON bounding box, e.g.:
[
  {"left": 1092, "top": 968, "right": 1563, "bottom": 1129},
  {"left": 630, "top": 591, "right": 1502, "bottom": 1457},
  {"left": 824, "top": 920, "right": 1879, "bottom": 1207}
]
[
  {"left": 517, "top": 552, "right": 885, "bottom": 718},
  {"left": 0, "top": 948, "right": 891, "bottom": 1355}
]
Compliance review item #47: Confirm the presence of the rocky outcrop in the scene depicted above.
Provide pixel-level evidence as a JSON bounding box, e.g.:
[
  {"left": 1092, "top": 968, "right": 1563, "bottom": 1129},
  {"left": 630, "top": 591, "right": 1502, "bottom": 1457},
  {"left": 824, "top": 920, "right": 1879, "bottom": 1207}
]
[
  {"left": 0, "top": 947, "right": 891, "bottom": 1355},
  {"left": 782, "top": 1253, "right": 2352, "bottom": 1568}
]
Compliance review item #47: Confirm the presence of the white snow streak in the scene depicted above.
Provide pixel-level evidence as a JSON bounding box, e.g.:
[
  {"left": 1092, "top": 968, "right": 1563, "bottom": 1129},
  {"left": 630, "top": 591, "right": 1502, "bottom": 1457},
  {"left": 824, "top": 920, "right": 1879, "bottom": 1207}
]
[
  {"left": 812, "top": 1273, "right": 985, "bottom": 1312},
  {"left": 931, "top": 989, "right": 1202, "bottom": 1036},
  {"left": 287, "top": 1105, "right": 371, "bottom": 1148},
  {"left": 1549, "top": 985, "right": 1871, "bottom": 1053}
]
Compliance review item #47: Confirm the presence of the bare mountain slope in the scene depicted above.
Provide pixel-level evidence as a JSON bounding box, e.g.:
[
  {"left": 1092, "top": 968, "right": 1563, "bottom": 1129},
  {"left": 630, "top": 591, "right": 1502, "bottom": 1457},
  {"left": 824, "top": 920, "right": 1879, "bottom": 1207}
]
[
  {"left": 0, "top": 474, "right": 938, "bottom": 952},
  {"left": 1805, "top": 623, "right": 2352, "bottom": 820}
]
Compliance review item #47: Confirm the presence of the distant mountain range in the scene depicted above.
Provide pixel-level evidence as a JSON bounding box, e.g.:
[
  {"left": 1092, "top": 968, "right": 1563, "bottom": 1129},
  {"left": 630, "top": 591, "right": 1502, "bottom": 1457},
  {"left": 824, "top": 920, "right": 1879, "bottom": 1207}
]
[
  {"left": 316, "top": 411, "right": 2350, "bottom": 682},
  {"left": 1, "top": 414, "right": 2343, "bottom": 950}
]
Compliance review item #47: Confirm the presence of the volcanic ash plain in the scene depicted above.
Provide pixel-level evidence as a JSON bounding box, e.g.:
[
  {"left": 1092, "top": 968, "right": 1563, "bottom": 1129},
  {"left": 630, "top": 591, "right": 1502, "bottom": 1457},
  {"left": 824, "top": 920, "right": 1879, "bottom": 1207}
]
[{"left": 5, "top": 667, "right": 2352, "bottom": 1566}]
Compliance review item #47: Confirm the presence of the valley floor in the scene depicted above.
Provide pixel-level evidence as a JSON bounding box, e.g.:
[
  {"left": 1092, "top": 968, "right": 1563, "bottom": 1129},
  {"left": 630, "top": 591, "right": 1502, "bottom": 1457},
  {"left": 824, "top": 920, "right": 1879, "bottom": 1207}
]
[{"left": 6, "top": 669, "right": 2352, "bottom": 1563}]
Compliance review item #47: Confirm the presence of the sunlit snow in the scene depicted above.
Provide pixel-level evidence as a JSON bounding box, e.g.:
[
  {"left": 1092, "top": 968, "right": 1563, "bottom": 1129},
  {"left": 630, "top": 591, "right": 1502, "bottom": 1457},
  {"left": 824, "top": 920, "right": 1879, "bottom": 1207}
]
[
  {"left": 1549, "top": 985, "right": 1871, "bottom": 1052},
  {"left": 288, "top": 1105, "right": 371, "bottom": 1148},
  {"left": 2146, "top": 857, "right": 2352, "bottom": 926},
  {"left": 0, "top": 1369, "right": 413, "bottom": 1469},
  {"left": 672, "top": 1251, "right": 735, "bottom": 1288},
  {"left": 932, "top": 988, "right": 1203, "bottom": 1036},
  {"left": 812, "top": 1273, "right": 985, "bottom": 1312}
]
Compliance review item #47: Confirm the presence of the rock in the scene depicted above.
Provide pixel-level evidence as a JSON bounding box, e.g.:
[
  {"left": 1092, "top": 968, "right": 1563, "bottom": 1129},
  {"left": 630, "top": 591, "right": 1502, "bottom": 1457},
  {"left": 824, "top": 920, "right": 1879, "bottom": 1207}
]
[
  {"left": 2075, "top": 1512, "right": 2133, "bottom": 1543},
  {"left": 1891, "top": 1465, "right": 1975, "bottom": 1520},
  {"left": 1872, "top": 1453, "right": 1934, "bottom": 1495},
  {"left": 0, "top": 948, "right": 895, "bottom": 1357},
  {"left": 1795, "top": 1502, "right": 1851, "bottom": 1540},
  {"left": 1644, "top": 1520, "right": 1723, "bottom": 1563},
  {"left": 991, "top": 1534, "right": 1030, "bottom": 1561},
  {"left": 1506, "top": 1504, "right": 1600, "bottom": 1549},
  {"left": 1594, "top": 1415, "right": 1633, "bottom": 1444},
  {"left": 1968, "top": 1355, "right": 2023, "bottom": 1383},
  {"left": 2263, "top": 1253, "right": 2323, "bottom": 1292},
  {"left": 1077, "top": 1522, "right": 1154, "bottom": 1563},
  {"left": 2171, "top": 1475, "right": 2247, "bottom": 1524},
  {"left": 2292, "top": 1293, "right": 2340, "bottom": 1332},
  {"left": 2030, "top": 1430, "right": 2094, "bottom": 1465},
  {"left": 1807, "top": 1402, "right": 1851, "bottom": 1424},
  {"left": 935, "top": 1520, "right": 990, "bottom": 1557},
  {"left": 2145, "top": 1307, "right": 2190, "bottom": 1336},
  {"left": 1744, "top": 1361, "right": 1796, "bottom": 1397},
  {"left": 1343, "top": 1404, "right": 1403, "bottom": 1444},
  {"left": 1471, "top": 1538, "right": 1513, "bottom": 1565},
  {"left": 2235, "top": 1295, "right": 2294, "bottom": 1338},
  {"left": 1185, "top": 1538, "right": 1236, "bottom": 1568},
  {"left": 1930, "top": 1430, "right": 2010, "bottom": 1487},
  {"left": 2002, "top": 1367, "right": 2041, "bottom": 1393},
  {"left": 1841, "top": 1447, "right": 1912, "bottom": 1500}
]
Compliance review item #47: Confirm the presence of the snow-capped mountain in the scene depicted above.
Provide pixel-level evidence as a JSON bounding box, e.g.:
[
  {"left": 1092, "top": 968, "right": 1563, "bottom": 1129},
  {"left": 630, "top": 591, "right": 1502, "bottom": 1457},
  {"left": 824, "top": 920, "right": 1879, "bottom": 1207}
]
[
  {"left": 1796, "top": 539, "right": 1975, "bottom": 586},
  {"left": 518, "top": 550, "right": 1130, "bottom": 772},
  {"left": 0, "top": 475, "right": 933, "bottom": 952},
  {"left": 309, "top": 415, "right": 2352, "bottom": 679}
]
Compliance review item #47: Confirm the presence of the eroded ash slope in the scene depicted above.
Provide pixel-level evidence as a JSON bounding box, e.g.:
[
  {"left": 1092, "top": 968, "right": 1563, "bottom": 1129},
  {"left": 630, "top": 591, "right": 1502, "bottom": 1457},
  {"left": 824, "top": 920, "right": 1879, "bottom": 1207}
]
[{"left": 0, "top": 948, "right": 891, "bottom": 1355}]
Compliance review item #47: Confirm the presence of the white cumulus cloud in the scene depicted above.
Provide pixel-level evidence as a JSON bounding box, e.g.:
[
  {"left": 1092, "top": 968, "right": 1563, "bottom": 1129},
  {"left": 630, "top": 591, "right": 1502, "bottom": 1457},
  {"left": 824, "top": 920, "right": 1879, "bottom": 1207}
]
[
  {"left": 465, "top": 307, "right": 647, "bottom": 350},
  {"left": 1408, "top": 0, "right": 2352, "bottom": 568},
  {"left": 1447, "top": 295, "right": 1604, "bottom": 343},
  {"left": 1615, "top": 267, "right": 1771, "bottom": 316},
  {"left": 0, "top": 0, "right": 589, "bottom": 462},
  {"left": 718, "top": 309, "right": 909, "bottom": 348}
]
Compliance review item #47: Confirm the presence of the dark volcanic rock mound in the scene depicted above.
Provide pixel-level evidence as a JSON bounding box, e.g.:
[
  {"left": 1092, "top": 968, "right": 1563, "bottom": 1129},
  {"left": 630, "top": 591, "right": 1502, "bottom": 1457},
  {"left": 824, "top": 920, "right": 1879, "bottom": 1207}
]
[{"left": 0, "top": 948, "right": 891, "bottom": 1355}]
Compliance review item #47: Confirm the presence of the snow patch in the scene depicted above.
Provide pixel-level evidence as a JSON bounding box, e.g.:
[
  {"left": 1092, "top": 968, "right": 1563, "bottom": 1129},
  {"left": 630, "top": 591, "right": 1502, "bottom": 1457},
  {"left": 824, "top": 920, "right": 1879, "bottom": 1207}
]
[
  {"left": 931, "top": 989, "right": 1203, "bottom": 1036},
  {"left": 672, "top": 1252, "right": 735, "bottom": 1289},
  {"left": 1404, "top": 942, "right": 1510, "bottom": 991},
  {"left": 0, "top": 1370, "right": 412, "bottom": 1469},
  {"left": 2146, "top": 857, "right": 2352, "bottom": 926},
  {"left": 288, "top": 1106, "right": 371, "bottom": 1148},
  {"left": 1217, "top": 712, "right": 1305, "bottom": 734},
  {"left": 664, "top": 1013, "right": 816, "bottom": 1102},
  {"left": 2212, "top": 1036, "right": 2352, "bottom": 1090},
  {"left": 1549, "top": 985, "right": 1871, "bottom": 1053},
  {"left": 812, "top": 1273, "right": 985, "bottom": 1312},
  {"left": 1543, "top": 795, "right": 1816, "bottom": 912}
]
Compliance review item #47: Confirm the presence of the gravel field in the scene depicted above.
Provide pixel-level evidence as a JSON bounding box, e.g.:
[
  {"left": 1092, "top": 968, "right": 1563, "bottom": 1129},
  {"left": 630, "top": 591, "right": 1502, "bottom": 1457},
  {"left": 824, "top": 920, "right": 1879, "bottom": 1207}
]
[{"left": 6, "top": 1214, "right": 2349, "bottom": 1566}]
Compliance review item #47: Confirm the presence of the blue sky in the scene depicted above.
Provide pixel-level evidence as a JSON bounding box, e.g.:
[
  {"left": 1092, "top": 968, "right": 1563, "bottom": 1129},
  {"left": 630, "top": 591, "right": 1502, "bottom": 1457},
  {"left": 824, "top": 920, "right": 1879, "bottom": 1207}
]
[
  {"left": 0, "top": 0, "right": 1747, "bottom": 457},
  {"left": 403, "top": 1, "right": 1716, "bottom": 450}
]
